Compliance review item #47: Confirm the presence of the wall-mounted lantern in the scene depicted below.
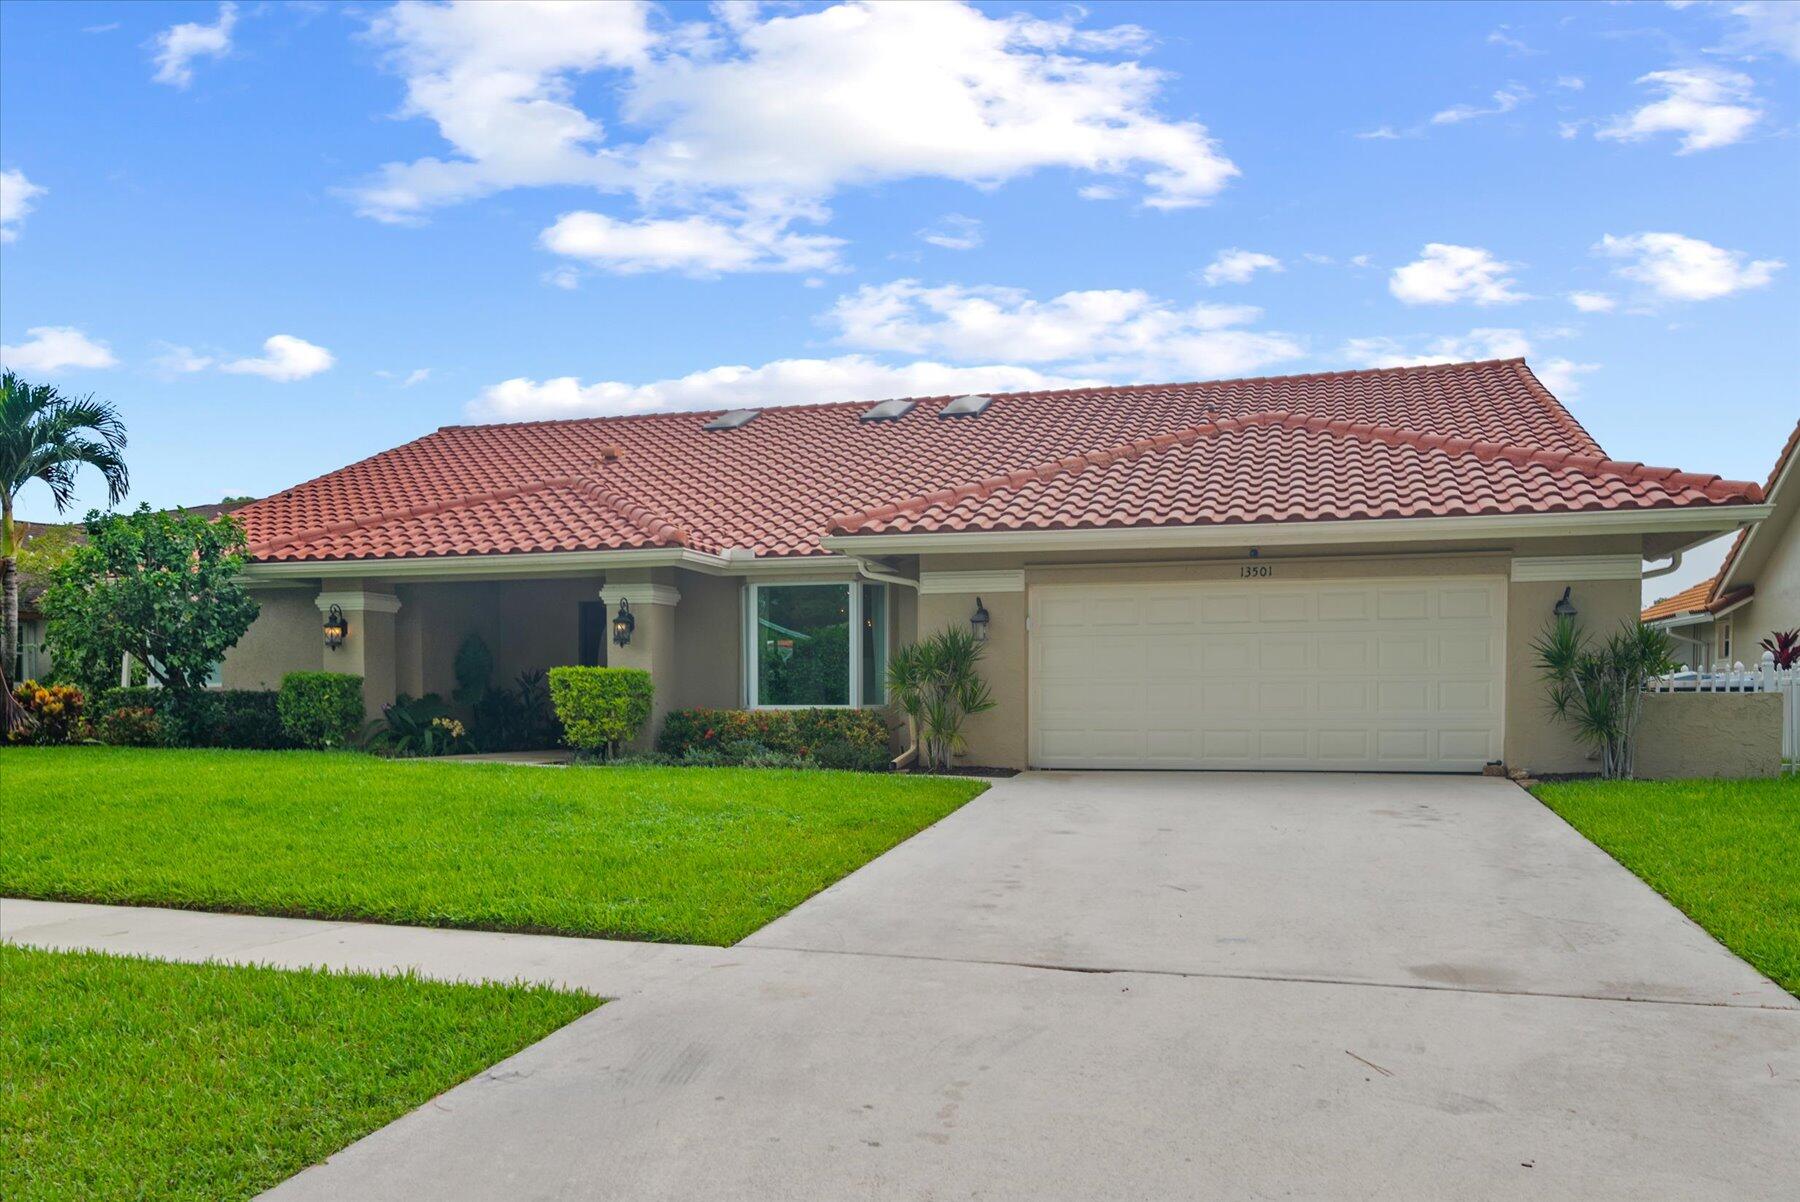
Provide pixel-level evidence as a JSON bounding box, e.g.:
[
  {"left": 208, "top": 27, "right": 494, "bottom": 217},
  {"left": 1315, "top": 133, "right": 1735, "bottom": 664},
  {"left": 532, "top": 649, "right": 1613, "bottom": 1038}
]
[
  {"left": 612, "top": 598, "right": 636, "bottom": 647},
  {"left": 322, "top": 604, "right": 349, "bottom": 650},
  {"left": 1552, "top": 586, "right": 1579, "bottom": 620},
  {"left": 970, "top": 596, "right": 990, "bottom": 642}
]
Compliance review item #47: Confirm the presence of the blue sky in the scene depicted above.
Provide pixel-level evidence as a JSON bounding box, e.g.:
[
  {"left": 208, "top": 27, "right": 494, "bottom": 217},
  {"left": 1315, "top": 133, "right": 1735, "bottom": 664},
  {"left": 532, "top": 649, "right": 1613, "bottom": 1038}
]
[{"left": 2, "top": 1, "right": 1795, "bottom": 596}]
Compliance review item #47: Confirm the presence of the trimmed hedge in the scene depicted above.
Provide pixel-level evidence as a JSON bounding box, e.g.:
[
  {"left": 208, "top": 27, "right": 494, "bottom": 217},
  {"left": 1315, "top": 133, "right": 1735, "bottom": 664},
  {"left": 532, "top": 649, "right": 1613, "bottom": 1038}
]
[
  {"left": 658, "top": 708, "right": 890, "bottom": 764},
  {"left": 277, "top": 673, "right": 365, "bottom": 749},
  {"left": 98, "top": 687, "right": 290, "bottom": 749},
  {"left": 547, "top": 667, "right": 653, "bottom": 758}
]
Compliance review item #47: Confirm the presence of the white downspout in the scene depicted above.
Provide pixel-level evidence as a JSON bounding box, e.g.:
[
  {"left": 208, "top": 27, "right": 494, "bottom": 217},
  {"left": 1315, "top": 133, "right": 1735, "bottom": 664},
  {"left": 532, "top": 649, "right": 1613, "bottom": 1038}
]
[
  {"left": 1642, "top": 549, "right": 1683, "bottom": 580},
  {"left": 847, "top": 555, "right": 920, "bottom": 769}
]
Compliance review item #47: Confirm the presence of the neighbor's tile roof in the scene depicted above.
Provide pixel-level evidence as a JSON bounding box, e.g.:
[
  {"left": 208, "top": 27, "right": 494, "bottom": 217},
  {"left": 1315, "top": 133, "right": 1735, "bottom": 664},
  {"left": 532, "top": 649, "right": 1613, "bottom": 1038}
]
[
  {"left": 1641, "top": 578, "right": 1719, "bottom": 622},
  {"left": 236, "top": 358, "right": 1759, "bottom": 564},
  {"left": 832, "top": 412, "right": 1763, "bottom": 537}
]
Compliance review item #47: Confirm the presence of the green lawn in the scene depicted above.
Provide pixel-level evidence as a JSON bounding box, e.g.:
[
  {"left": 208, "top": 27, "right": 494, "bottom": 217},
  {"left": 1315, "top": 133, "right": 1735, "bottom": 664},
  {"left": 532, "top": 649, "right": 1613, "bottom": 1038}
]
[
  {"left": 0, "top": 944, "right": 597, "bottom": 1202},
  {"left": 1534, "top": 775, "right": 1800, "bottom": 997},
  {"left": 0, "top": 747, "right": 984, "bottom": 945}
]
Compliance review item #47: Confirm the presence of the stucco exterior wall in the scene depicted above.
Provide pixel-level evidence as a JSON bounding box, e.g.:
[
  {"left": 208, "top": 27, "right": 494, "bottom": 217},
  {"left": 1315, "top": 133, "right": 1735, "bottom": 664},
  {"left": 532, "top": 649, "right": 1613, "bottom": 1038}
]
[
  {"left": 668, "top": 569, "right": 742, "bottom": 711},
  {"left": 1635, "top": 692, "right": 1783, "bottom": 780},
  {"left": 1503, "top": 577, "right": 1641, "bottom": 775},
  {"left": 1733, "top": 506, "right": 1798, "bottom": 651},
  {"left": 220, "top": 588, "right": 320, "bottom": 690}
]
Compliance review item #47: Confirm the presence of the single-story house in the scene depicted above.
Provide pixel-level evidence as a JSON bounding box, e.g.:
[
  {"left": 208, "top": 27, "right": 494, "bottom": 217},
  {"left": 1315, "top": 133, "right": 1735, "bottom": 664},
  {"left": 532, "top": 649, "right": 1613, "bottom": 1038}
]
[
  {"left": 224, "top": 358, "right": 1768, "bottom": 775},
  {"left": 1643, "top": 419, "right": 1798, "bottom": 668}
]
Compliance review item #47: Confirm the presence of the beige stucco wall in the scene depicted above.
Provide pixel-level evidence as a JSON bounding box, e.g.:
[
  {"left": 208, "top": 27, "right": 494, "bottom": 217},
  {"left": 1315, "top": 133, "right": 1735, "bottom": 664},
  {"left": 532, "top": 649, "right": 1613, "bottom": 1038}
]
[
  {"left": 219, "top": 588, "right": 321, "bottom": 690},
  {"left": 1502, "top": 576, "right": 1641, "bottom": 775},
  {"left": 1733, "top": 505, "right": 1799, "bottom": 652},
  {"left": 1635, "top": 692, "right": 1783, "bottom": 779},
  {"left": 668, "top": 569, "right": 742, "bottom": 711}
]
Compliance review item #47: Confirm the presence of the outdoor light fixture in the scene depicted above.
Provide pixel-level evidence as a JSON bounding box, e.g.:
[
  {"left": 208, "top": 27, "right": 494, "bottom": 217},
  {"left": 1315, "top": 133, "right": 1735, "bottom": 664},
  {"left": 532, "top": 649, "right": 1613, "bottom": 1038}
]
[
  {"left": 612, "top": 598, "right": 636, "bottom": 647},
  {"left": 970, "top": 597, "right": 990, "bottom": 642},
  {"left": 322, "top": 604, "right": 349, "bottom": 650},
  {"left": 1552, "top": 586, "right": 1579, "bottom": 620}
]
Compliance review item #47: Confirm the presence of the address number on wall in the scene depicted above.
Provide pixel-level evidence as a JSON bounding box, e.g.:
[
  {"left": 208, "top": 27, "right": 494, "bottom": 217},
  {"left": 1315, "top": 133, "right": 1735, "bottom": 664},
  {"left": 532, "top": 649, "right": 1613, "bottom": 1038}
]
[{"left": 1239, "top": 564, "right": 1274, "bottom": 578}]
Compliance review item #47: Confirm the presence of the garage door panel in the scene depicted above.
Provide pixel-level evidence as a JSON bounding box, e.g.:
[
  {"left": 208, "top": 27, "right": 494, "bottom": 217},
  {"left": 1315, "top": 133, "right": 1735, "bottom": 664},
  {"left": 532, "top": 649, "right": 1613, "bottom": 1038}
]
[{"left": 1031, "top": 577, "right": 1503, "bottom": 772}]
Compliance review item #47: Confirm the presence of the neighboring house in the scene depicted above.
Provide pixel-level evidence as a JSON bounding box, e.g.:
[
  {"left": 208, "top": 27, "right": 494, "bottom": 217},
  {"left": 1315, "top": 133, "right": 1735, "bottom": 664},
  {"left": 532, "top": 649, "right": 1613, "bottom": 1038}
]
[
  {"left": 10, "top": 500, "right": 257, "bottom": 684},
  {"left": 224, "top": 358, "right": 1768, "bottom": 775},
  {"left": 1643, "top": 421, "right": 1798, "bottom": 667}
]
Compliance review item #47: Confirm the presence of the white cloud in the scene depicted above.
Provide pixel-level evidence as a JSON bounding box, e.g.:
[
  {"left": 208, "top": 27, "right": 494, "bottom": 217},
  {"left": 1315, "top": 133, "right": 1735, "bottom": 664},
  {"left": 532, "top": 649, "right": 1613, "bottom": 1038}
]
[
  {"left": 220, "top": 334, "right": 335, "bottom": 382},
  {"left": 1431, "top": 83, "right": 1531, "bottom": 125},
  {"left": 1, "top": 168, "right": 46, "bottom": 242},
  {"left": 543, "top": 265, "right": 581, "bottom": 290},
  {"left": 469, "top": 356, "right": 1102, "bottom": 421},
  {"left": 1536, "top": 356, "right": 1600, "bottom": 398},
  {"left": 1355, "top": 125, "right": 1404, "bottom": 140},
  {"left": 1, "top": 326, "right": 118, "bottom": 373},
  {"left": 917, "top": 214, "right": 983, "bottom": 251},
  {"left": 151, "top": 1, "right": 237, "bottom": 89},
  {"left": 1556, "top": 75, "right": 1586, "bottom": 91},
  {"left": 1704, "top": 1, "right": 1800, "bottom": 62},
  {"left": 1341, "top": 327, "right": 1534, "bottom": 370},
  {"left": 352, "top": 0, "right": 1237, "bottom": 260},
  {"left": 827, "top": 279, "right": 1302, "bottom": 380},
  {"left": 539, "top": 210, "right": 844, "bottom": 275},
  {"left": 151, "top": 343, "right": 215, "bottom": 374},
  {"left": 1201, "top": 248, "right": 1283, "bottom": 286},
  {"left": 1567, "top": 291, "right": 1617, "bottom": 313},
  {"left": 1076, "top": 184, "right": 1123, "bottom": 200},
  {"left": 1389, "top": 244, "right": 1527, "bottom": 306},
  {"left": 1597, "top": 67, "right": 1760, "bottom": 153},
  {"left": 1597, "top": 231, "right": 1782, "bottom": 301},
  {"left": 1486, "top": 28, "right": 1538, "bottom": 56}
]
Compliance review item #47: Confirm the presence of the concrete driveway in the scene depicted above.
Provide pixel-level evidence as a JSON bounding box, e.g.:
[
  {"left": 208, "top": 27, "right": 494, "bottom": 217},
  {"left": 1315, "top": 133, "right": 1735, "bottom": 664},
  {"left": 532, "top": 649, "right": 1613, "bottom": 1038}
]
[{"left": 270, "top": 773, "right": 1800, "bottom": 1201}]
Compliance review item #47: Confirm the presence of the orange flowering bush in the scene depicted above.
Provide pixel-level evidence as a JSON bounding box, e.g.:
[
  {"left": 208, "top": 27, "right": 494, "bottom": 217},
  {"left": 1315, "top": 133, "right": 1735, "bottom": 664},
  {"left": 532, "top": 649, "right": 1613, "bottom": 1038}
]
[{"left": 8, "top": 680, "right": 91, "bottom": 745}]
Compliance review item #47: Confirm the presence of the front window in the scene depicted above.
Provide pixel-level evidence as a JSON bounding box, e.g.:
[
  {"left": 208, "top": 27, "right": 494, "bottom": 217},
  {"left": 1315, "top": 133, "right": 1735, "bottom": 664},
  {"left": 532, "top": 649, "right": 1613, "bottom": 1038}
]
[{"left": 750, "top": 582, "right": 886, "bottom": 707}]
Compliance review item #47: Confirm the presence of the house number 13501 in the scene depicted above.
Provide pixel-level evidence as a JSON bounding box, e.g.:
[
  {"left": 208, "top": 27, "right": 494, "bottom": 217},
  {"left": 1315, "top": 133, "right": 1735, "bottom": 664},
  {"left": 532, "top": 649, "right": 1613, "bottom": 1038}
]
[{"left": 1240, "top": 564, "right": 1273, "bottom": 578}]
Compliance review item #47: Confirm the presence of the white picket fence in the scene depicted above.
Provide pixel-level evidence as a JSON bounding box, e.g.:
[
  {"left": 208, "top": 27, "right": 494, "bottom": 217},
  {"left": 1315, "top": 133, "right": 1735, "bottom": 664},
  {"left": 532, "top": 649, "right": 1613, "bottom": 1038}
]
[{"left": 1645, "top": 650, "right": 1799, "bottom": 772}]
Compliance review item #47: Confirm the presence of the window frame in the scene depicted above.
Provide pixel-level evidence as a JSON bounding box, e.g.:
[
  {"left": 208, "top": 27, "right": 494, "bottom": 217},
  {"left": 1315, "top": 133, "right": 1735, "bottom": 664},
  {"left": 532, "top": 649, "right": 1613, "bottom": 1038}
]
[{"left": 745, "top": 579, "right": 886, "bottom": 710}]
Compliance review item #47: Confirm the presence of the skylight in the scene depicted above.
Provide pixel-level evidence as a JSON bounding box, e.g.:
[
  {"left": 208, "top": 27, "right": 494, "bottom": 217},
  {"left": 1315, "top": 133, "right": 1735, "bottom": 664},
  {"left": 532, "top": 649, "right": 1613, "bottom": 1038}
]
[
  {"left": 939, "top": 394, "right": 992, "bottom": 418},
  {"left": 704, "top": 409, "right": 760, "bottom": 431},
  {"left": 860, "top": 399, "right": 916, "bottom": 422}
]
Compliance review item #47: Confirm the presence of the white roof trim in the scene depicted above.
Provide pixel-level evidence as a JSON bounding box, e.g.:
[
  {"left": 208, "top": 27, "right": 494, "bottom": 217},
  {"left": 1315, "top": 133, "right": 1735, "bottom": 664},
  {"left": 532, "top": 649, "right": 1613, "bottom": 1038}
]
[
  {"left": 1720, "top": 433, "right": 1796, "bottom": 593},
  {"left": 1510, "top": 555, "right": 1642, "bottom": 582},
  {"left": 919, "top": 570, "right": 1025, "bottom": 595},
  {"left": 315, "top": 589, "right": 401, "bottom": 615},
  {"left": 601, "top": 583, "right": 681, "bottom": 608},
  {"left": 824, "top": 505, "right": 1771, "bottom": 555}
]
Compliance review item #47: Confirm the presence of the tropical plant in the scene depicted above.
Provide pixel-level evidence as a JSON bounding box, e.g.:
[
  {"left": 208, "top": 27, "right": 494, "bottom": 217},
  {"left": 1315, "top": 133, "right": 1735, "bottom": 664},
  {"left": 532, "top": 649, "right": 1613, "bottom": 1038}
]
[
  {"left": 452, "top": 634, "right": 495, "bottom": 705},
  {"left": 42, "top": 506, "right": 258, "bottom": 696},
  {"left": 547, "top": 666, "right": 653, "bottom": 759},
  {"left": 886, "top": 627, "right": 997, "bottom": 772},
  {"left": 1, "top": 371, "right": 129, "bottom": 681},
  {"left": 471, "top": 667, "right": 561, "bottom": 751},
  {"left": 366, "top": 693, "right": 469, "bottom": 757},
  {"left": 7, "top": 679, "right": 89, "bottom": 745},
  {"left": 276, "top": 671, "right": 365, "bottom": 749},
  {"left": 1759, "top": 629, "right": 1799, "bottom": 669},
  {"left": 1533, "top": 616, "right": 1675, "bottom": 780}
]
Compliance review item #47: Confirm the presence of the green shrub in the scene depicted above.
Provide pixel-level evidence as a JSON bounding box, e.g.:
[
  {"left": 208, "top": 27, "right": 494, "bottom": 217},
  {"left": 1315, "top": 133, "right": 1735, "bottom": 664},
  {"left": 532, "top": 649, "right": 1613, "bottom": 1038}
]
[
  {"left": 277, "top": 673, "right": 365, "bottom": 749},
  {"left": 95, "top": 687, "right": 289, "bottom": 749},
  {"left": 658, "top": 707, "right": 889, "bottom": 765},
  {"left": 547, "top": 667, "right": 653, "bottom": 758},
  {"left": 365, "top": 693, "right": 469, "bottom": 757},
  {"left": 814, "top": 738, "right": 892, "bottom": 773},
  {"left": 97, "top": 706, "right": 162, "bottom": 747}
]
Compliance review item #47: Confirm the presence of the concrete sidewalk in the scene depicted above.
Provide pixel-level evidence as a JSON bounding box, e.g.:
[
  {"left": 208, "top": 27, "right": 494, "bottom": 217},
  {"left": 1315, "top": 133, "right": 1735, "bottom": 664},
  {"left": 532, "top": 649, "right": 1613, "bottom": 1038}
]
[{"left": 1, "top": 898, "right": 729, "bottom": 997}]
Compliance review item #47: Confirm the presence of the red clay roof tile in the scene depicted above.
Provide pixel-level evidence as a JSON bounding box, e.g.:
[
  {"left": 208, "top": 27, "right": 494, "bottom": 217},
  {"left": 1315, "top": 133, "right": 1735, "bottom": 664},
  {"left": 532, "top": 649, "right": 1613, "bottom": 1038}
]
[{"left": 235, "top": 358, "right": 1754, "bottom": 564}]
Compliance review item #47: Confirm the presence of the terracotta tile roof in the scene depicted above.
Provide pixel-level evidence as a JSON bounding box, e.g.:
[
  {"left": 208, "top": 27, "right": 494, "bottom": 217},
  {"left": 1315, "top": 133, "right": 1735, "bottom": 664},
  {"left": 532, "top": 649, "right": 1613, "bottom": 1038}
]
[
  {"left": 1642, "top": 576, "right": 1722, "bottom": 622},
  {"left": 236, "top": 358, "right": 1753, "bottom": 564},
  {"left": 833, "top": 412, "right": 1765, "bottom": 536}
]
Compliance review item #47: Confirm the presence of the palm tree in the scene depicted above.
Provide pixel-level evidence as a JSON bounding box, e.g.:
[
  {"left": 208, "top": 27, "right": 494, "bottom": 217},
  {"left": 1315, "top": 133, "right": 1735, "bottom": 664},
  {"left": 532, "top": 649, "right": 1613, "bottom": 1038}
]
[{"left": 1, "top": 370, "right": 129, "bottom": 679}]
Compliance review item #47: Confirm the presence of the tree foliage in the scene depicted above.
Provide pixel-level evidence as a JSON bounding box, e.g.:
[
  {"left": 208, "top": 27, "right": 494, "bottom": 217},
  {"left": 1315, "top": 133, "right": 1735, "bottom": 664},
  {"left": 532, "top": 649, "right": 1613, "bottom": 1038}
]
[
  {"left": 44, "top": 506, "right": 258, "bottom": 694},
  {"left": 2, "top": 370, "right": 129, "bottom": 678}
]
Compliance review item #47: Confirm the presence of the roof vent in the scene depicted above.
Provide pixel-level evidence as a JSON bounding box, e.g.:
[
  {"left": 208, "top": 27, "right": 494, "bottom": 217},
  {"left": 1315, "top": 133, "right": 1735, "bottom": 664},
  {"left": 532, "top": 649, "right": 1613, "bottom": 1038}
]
[
  {"left": 860, "top": 399, "right": 916, "bottom": 423},
  {"left": 939, "top": 394, "right": 992, "bottom": 418},
  {"left": 704, "top": 409, "right": 760, "bottom": 431}
]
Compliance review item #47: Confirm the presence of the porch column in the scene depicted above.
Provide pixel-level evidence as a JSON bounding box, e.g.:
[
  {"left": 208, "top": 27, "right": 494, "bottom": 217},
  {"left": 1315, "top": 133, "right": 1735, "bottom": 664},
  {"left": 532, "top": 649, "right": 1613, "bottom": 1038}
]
[
  {"left": 315, "top": 588, "right": 402, "bottom": 719},
  {"left": 600, "top": 582, "right": 680, "bottom": 749}
]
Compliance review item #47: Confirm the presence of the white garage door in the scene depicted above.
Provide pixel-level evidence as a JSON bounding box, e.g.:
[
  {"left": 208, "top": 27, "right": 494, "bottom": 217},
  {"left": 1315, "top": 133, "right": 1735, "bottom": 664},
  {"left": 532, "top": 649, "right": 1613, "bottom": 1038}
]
[{"left": 1030, "top": 578, "right": 1506, "bottom": 772}]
